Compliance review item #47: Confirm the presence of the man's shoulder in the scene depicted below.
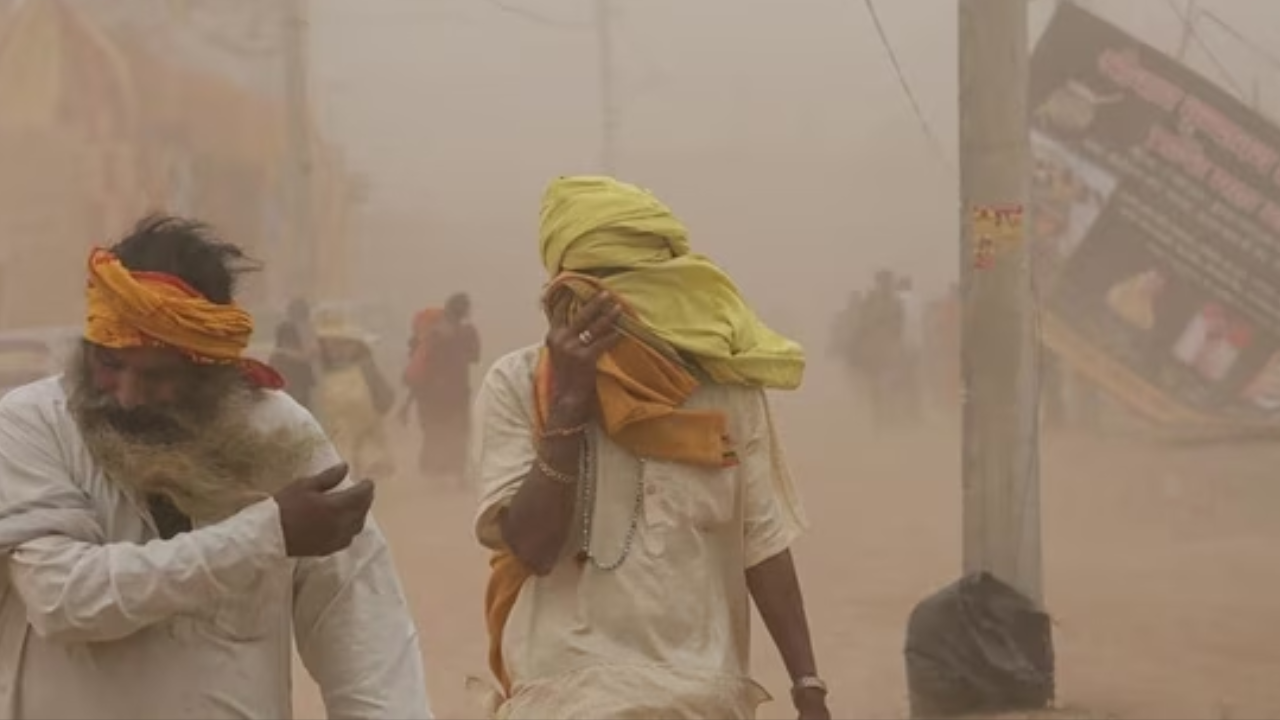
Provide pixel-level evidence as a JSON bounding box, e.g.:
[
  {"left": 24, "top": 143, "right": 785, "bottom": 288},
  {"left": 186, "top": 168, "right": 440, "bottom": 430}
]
[
  {"left": 0, "top": 377, "right": 70, "bottom": 445},
  {"left": 248, "top": 387, "right": 319, "bottom": 432},
  {"left": 249, "top": 389, "right": 345, "bottom": 476},
  {"left": 0, "top": 375, "right": 68, "bottom": 416},
  {"left": 482, "top": 344, "right": 540, "bottom": 390}
]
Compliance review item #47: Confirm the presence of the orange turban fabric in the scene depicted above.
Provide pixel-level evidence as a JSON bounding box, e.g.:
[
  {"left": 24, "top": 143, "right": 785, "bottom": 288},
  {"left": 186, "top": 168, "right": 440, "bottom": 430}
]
[{"left": 83, "top": 248, "right": 283, "bottom": 389}]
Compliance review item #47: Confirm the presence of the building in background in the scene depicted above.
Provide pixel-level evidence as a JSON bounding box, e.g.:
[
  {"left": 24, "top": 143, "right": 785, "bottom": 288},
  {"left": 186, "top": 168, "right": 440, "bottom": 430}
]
[{"left": 0, "top": 0, "right": 353, "bottom": 329}]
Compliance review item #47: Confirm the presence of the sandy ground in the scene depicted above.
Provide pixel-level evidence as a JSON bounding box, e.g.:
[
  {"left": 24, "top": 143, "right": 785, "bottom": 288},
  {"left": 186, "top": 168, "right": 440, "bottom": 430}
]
[{"left": 292, "top": 366, "right": 1280, "bottom": 720}]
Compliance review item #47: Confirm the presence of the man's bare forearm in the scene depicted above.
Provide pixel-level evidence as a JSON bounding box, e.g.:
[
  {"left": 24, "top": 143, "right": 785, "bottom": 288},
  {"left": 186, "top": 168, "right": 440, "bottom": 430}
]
[
  {"left": 498, "top": 402, "right": 589, "bottom": 575},
  {"left": 746, "top": 549, "right": 819, "bottom": 681}
]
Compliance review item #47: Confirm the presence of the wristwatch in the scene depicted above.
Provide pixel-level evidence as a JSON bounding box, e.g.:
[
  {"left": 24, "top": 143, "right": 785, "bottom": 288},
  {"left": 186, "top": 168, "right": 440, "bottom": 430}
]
[{"left": 791, "top": 675, "right": 829, "bottom": 700}]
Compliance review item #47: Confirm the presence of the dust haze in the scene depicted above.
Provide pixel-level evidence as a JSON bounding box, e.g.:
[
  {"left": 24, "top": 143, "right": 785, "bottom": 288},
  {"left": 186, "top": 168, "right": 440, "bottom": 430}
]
[{"left": 6, "top": 0, "right": 1280, "bottom": 718}]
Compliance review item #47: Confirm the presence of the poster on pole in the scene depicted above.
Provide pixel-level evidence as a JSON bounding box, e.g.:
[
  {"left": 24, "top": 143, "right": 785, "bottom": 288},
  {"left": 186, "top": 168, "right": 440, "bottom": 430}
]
[
  {"left": 971, "top": 204, "right": 1024, "bottom": 270},
  {"left": 1029, "top": 3, "right": 1280, "bottom": 434}
]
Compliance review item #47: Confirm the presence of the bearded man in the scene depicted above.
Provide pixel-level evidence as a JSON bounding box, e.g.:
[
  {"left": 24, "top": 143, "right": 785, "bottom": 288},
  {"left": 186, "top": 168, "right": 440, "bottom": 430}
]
[
  {"left": 0, "top": 216, "right": 432, "bottom": 719},
  {"left": 470, "top": 177, "right": 831, "bottom": 719}
]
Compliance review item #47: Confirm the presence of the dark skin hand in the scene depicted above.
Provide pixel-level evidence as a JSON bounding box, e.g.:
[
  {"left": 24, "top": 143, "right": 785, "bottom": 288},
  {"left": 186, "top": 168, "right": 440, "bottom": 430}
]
[
  {"left": 273, "top": 463, "right": 376, "bottom": 557},
  {"left": 747, "top": 549, "right": 831, "bottom": 720},
  {"left": 499, "top": 292, "right": 624, "bottom": 575}
]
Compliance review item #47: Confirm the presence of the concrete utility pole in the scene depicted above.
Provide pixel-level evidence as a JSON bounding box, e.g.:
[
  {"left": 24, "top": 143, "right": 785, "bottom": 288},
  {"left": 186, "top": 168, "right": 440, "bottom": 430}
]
[
  {"left": 957, "top": 0, "right": 1045, "bottom": 608},
  {"left": 283, "top": 0, "right": 316, "bottom": 300},
  {"left": 595, "top": 0, "right": 618, "bottom": 174}
]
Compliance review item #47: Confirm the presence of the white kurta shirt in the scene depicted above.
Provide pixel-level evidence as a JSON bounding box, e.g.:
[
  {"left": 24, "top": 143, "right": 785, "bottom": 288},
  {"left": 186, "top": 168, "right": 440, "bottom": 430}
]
[
  {"left": 470, "top": 346, "right": 806, "bottom": 719},
  {"left": 0, "top": 377, "right": 432, "bottom": 720}
]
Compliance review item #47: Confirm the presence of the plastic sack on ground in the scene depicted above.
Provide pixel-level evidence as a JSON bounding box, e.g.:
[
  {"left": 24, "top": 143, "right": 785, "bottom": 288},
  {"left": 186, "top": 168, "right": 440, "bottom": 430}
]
[{"left": 904, "top": 571, "right": 1055, "bottom": 718}]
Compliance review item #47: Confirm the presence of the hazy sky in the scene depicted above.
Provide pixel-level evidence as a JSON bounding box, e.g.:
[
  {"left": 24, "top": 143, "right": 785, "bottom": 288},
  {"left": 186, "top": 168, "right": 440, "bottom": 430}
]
[{"left": 306, "top": 0, "right": 1280, "bottom": 354}]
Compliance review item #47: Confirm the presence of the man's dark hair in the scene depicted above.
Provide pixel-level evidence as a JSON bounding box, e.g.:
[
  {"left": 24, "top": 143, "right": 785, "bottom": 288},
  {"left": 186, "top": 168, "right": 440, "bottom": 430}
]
[
  {"left": 445, "top": 292, "right": 471, "bottom": 320},
  {"left": 108, "top": 214, "right": 262, "bottom": 304},
  {"left": 276, "top": 321, "right": 301, "bottom": 348}
]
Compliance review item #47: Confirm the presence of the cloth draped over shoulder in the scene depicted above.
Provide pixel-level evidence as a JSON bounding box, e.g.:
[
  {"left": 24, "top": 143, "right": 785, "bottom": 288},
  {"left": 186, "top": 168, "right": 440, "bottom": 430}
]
[
  {"left": 482, "top": 175, "right": 808, "bottom": 702},
  {"left": 84, "top": 248, "right": 282, "bottom": 389}
]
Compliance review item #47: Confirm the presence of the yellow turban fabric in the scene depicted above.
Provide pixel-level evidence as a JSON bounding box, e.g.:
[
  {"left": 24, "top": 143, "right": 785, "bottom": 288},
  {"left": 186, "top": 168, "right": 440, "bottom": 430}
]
[
  {"left": 539, "top": 175, "right": 806, "bottom": 389},
  {"left": 84, "top": 248, "right": 282, "bottom": 388}
]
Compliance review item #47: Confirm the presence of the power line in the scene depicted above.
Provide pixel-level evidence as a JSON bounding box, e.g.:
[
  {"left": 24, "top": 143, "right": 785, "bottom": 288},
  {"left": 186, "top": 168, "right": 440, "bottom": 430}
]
[
  {"left": 859, "top": 0, "right": 951, "bottom": 172},
  {"left": 480, "top": 0, "right": 584, "bottom": 30},
  {"left": 1161, "top": 0, "right": 1247, "bottom": 100},
  {"left": 1199, "top": 10, "right": 1280, "bottom": 71}
]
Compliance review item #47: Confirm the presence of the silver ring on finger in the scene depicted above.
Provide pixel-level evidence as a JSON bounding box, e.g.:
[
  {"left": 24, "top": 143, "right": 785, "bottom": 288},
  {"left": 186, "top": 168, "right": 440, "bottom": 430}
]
[{"left": 578, "top": 329, "right": 594, "bottom": 346}]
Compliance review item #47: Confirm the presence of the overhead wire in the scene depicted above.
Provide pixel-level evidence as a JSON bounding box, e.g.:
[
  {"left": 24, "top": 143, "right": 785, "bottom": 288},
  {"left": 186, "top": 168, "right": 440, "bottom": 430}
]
[
  {"left": 859, "top": 0, "right": 953, "bottom": 173},
  {"left": 1198, "top": 9, "right": 1280, "bottom": 75},
  {"left": 1161, "top": 0, "right": 1247, "bottom": 99},
  {"left": 480, "top": 0, "right": 585, "bottom": 30}
]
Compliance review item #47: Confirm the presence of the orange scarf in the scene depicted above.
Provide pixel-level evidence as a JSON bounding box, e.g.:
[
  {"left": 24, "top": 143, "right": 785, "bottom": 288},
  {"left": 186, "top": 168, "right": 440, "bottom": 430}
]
[
  {"left": 483, "top": 274, "right": 738, "bottom": 697},
  {"left": 403, "top": 307, "right": 444, "bottom": 387},
  {"left": 84, "top": 248, "right": 282, "bottom": 389},
  {"left": 540, "top": 273, "right": 737, "bottom": 468}
]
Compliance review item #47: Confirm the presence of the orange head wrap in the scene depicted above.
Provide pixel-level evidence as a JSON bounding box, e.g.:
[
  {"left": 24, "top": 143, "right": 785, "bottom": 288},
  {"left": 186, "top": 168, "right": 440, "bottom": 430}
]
[{"left": 83, "top": 248, "right": 283, "bottom": 389}]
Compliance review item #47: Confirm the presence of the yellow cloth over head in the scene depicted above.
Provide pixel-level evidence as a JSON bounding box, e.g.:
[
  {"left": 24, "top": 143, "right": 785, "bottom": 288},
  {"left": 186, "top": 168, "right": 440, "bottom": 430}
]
[
  {"left": 539, "top": 175, "right": 806, "bottom": 389},
  {"left": 541, "top": 273, "right": 738, "bottom": 469},
  {"left": 84, "top": 248, "right": 282, "bottom": 388}
]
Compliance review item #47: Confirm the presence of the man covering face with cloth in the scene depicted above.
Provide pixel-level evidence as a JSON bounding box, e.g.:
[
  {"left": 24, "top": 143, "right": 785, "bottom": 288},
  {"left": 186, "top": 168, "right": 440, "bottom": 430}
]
[
  {"left": 470, "top": 177, "right": 831, "bottom": 719},
  {"left": 0, "top": 216, "right": 432, "bottom": 719}
]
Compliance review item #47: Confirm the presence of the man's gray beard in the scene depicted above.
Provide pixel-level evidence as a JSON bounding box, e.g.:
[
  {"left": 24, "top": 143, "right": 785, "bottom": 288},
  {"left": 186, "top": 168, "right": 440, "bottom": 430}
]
[{"left": 66, "top": 343, "right": 320, "bottom": 525}]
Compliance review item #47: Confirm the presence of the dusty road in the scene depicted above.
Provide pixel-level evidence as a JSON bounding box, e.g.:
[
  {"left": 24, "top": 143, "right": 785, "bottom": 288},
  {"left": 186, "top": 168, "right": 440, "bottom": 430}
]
[{"left": 294, "top": 368, "right": 1280, "bottom": 719}]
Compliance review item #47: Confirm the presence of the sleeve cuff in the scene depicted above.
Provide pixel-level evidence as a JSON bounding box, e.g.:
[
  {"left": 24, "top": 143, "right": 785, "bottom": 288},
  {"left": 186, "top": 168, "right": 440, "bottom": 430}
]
[
  {"left": 474, "top": 488, "right": 519, "bottom": 551},
  {"left": 745, "top": 522, "right": 803, "bottom": 570},
  {"left": 248, "top": 497, "right": 289, "bottom": 561}
]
